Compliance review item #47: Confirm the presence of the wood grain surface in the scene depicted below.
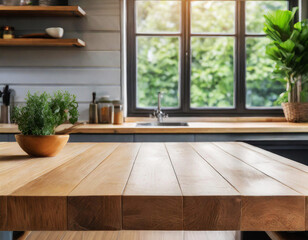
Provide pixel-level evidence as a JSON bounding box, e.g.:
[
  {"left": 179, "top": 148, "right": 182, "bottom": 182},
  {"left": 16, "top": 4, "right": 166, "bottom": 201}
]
[
  {"left": 185, "top": 231, "right": 241, "bottom": 240},
  {"left": 0, "top": 39, "right": 85, "bottom": 47},
  {"left": 118, "top": 231, "right": 183, "bottom": 240},
  {"left": 1, "top": 122, "right": 308, "bottom": 134},
  {"left": 165, "top": 143, "right": 240, "bottom": 230},
  {"left": 23, "top": 231, "right": 241, "bottom": 240},
  {"left": 7, "top": 143, "right": 118, "bottom": 230},
  {"left": 123, "top": 143, "right": 182, "bottom": 230},
  {"left": 0, "top": 142, "right": 307, "bottom": 231},
  {"left": 0, "top": 196, "right": 7, "bottom": 230},
  {"left": 0, "top": 6, "right": 86, "bottom": 17},
  {"left": 191, "top": 142, "right": 304, "bottom": 231},
  {"left": 68, "top": 143, "right": 140, "bottom": 230}
]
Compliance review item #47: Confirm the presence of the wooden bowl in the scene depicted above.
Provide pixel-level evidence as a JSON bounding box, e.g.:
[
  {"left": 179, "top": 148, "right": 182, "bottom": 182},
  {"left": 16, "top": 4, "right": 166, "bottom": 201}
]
[{"left": 15, "top": 134, "right": 69, "bottom": 157}]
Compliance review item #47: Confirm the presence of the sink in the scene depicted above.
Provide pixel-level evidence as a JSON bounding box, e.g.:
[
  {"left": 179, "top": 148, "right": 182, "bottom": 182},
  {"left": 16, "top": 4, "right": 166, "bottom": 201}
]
[{"left": 136, "top": 122, "right": 189, "bottom": 127}]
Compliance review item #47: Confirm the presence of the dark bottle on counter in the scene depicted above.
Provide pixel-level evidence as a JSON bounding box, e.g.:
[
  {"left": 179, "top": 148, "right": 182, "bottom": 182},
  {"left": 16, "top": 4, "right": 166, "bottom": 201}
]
[
  {"left": 0, "top": 85, "right": 12, "bottom": 124},
  {"left": 89, "top": 92, "right": 98, "bottom": 124}
]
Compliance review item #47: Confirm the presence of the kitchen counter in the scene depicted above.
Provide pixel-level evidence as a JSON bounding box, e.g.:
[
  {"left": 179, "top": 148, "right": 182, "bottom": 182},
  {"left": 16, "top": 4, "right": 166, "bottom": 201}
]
[
  {"left": 1, "top": 122, "right": 308, "bottom": 134},
  {"left": 1, "top": 142, "right": 308, "bottom": 231}
]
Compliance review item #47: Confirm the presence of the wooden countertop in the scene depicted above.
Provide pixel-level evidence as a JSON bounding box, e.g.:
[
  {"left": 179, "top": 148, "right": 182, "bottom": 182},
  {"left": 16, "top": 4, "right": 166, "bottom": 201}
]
[
  {"left": 1, "top": 122, "right": 308, "bottom": 134},
  {"left": 1, "top": 142, "right": 308, "bottom": 231}
]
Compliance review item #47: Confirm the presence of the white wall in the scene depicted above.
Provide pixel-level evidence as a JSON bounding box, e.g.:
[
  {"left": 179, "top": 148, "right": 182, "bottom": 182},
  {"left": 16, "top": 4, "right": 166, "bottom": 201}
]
[{"left": 0, "top": 0, "right": 122, "bottom": 121}]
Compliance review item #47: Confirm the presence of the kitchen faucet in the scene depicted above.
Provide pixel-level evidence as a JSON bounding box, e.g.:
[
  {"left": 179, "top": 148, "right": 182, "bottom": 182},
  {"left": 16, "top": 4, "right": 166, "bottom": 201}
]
[{"left": 150, "top": 92, "right": 168, "bottom": 123}]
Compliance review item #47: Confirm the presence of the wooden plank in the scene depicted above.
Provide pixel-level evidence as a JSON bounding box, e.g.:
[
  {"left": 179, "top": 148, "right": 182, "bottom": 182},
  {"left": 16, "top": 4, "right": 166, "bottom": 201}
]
[
  {"left": 23, "top": 231, "right": 242, "bottom": 240},
  {"left": 0, "top": 196, "right": 7, "bottom": 230},
  {"left": 0, "top": 143, "right": 92, "bottom": 195},
  {"left": 28, "top": 231, "right": 119, "bottom": 240},
  {"left": 0, "top": 142, "right": 68, "bottom": 173},
  {"left": 0, "top": 39, "right": 85, "bottom": 47},
  {"left": 1, "top": 122, "right": 308, "bottom": 135},
  {"left": 10, "top": 143, "right": 118, "bottom": 196},
  {"left": 238, "top": 142, "right": 308, "bottom": 173},
  {"left": 83, "top": 231, "right": 119, "bottom": 240},
  {"left": 0, "top": 50, "right": 120, "bottom": 67},
  {"left": 25, "top": 231, "right": 65, "bottom": 240},
  {"left": 69, "top": 143, "right": 140, "bottom": 196},
  {"left": 125, "top": 117, "right": 286, "bottom": 123},
  {"left": 123, "top": 143, "right": 182, "bottom": 230},
  {"left": 61, "top": 231, "right": 83, "bottom": 240},
  {"left": 1, "top": 32, "right": 120, "bottom": 51},
  {"left": 0, "top": 6, "right": 86, "bottom": 17},
  {"left": 214, "top": 142, "right": 308, "bottom": 195},
  {"left": 191, "top": 142, "right": 305, "bottom": 231},
  {"left": 68, "top": 143, "right": 141, "bottom": 230},
  {"left": 7, "top": 143, "right": 118, "bottom": 230},
  {"left": 8, "top": 196, "right": 67, "bottom": 231},
  {"left": 0, "top": 68, "right": 120, "bottom": 85},
  {"left": 119, "top": 231, "right": 183, "bottom": 240},
  {"left": 165, "top": 143, "right": 240, "bottom": 230},
  {"left": 0, "top": 144, "right": 29, "bottom": 173},
  {"left": 185, "top": 231, "right": 241, "bottom": 240},
  {"left": 241, "top": 196, "right": 304, "bottom": 231}
]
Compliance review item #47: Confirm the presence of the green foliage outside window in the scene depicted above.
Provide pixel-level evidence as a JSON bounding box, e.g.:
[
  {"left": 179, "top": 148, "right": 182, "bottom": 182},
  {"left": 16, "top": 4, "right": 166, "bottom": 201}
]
[{"left": 136, "top": 1, "right": 289, "bottom": 109}]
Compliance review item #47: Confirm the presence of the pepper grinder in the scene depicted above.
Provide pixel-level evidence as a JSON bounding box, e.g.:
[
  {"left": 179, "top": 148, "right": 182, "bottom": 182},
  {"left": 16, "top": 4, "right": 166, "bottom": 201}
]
[
  {"left": 0, "top": 85, "right": 12, "bottom": 124},
  {"left": 89, "top": 92, "right": 98, "bottom": 124}
]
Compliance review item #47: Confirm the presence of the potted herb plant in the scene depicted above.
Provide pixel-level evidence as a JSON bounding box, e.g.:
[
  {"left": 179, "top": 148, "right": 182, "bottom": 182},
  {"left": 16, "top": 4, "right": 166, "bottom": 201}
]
[
  {"left": 264, "top": 8, "right": 308, "bottom": 122},
  {"left": 12, "top": 91, "right": 78, "bottom": 157}
]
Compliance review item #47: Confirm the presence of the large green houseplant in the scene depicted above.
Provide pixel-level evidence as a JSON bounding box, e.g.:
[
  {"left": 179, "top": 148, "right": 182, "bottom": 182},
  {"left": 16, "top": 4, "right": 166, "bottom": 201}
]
[
  {"left": 264, "top": 8, "right": 308, "bottom": 122},
  {"left": 12, "top": 91, "right": 79, "bottom": 157}
]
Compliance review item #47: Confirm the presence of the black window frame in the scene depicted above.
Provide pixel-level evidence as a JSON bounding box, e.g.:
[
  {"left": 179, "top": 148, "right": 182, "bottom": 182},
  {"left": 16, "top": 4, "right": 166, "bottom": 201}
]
[{"left": 127, "top": 0, "right": 299, "bottom": 117}]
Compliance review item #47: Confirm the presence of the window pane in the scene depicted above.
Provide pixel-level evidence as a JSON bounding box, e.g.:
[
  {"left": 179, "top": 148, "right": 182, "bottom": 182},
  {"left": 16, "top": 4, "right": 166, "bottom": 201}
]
[
  {"left": 191, "top": 37, "right": 234, "bottom": 108},
  {"left": 246, "top": 38, "right": 285, "bottom": 107},
  {"left": 136, "top": 1, "right": 181, "bottom": 33},
  {"left": 137, "top": 37, "right": 180, "bottom": 108},
  {"left": 246, "top": 1, "right": 288, "bottom": 34},
  {"left": 191, "top": 1, "right": 235, "bottom": 33}
]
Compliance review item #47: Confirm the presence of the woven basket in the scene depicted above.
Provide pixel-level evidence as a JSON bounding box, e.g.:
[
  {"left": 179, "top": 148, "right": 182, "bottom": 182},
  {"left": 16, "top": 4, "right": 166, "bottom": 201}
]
[{"left": 282, "top": 103, "right": 308, "bottom": 122}]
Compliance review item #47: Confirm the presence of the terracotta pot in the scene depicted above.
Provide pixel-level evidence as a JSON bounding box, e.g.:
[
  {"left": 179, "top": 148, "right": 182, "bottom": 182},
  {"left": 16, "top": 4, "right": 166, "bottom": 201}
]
[
  {"left": 282, "top": 103, "right": 308, "bottom": 123},
  {"left": 15, "top": 134, "right": 69, "bottom": 157}
]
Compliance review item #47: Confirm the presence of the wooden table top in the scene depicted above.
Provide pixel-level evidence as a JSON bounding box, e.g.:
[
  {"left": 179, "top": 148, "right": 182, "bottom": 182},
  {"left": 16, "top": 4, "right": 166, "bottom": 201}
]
[
  {"left": 1, "top": 142, "right": 308, "bottom": 232},
  {"left": 1, "top": 122, "right": 308, "bottom": 134}
]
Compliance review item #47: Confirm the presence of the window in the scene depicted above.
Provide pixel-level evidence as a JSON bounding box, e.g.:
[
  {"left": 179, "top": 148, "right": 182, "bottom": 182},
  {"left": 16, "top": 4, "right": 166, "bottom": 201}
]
[{"left": 127, "top": 0, "right": 298, "bottom": 116}]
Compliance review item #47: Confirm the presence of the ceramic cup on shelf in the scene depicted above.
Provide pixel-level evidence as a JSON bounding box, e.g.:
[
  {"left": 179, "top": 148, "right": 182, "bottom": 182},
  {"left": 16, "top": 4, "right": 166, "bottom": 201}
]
[{"left": 45, "top": 27, "right": 64, "bottom": 39}]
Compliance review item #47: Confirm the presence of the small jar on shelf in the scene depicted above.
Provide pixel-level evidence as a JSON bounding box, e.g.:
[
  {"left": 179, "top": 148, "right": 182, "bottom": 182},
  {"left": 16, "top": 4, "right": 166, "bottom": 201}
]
[
  {"left": 98, "top": 96, "right": 114, "bottom": 124},
  {"left": 1, "top": 26, "right": 15, "bottom": 39}
]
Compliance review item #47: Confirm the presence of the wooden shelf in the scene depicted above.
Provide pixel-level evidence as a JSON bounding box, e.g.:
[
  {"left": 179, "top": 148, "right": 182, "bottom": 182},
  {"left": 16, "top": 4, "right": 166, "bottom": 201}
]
[
  {"left": 0, "top": 6, "right": 86, "bottom": 17},
  {"left": 0, "top": 38, "right": 85, "bottom": 47}
]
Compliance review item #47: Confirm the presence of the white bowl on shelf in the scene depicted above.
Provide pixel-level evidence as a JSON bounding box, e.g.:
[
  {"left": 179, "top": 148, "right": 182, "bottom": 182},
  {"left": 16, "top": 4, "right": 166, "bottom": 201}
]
[{"left": 45, "top": 27, "right": 64, "bottom": 39}]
